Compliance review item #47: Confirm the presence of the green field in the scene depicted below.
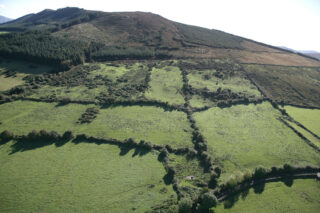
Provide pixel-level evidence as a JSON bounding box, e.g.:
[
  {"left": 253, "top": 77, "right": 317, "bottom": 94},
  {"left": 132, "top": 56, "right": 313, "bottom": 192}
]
[
  {"left": 284, "top": 106, "right": 320, "bottom": 136},
  {"left": 285, "top": 119, "right": 320, "bottom": 148},
  {"left": 214, "top": 179, "right": 320, "bottom": 213},
  {"left": 194, "top": 102, "right": 320, "bottom": 181},
  {"left": 187, "top": 70, "right": 262, "bottom": 98},
  {"left": 145, "top": 66, "right": 185, "bottom": 105},
  {"left": 190, "top": 94, "right": 216, "bottom": 108},
  {"left": 0, "top": 101, "right": 90, "bottom": 135},
  {"left": 84, "top": 105, "right": 193, "bottom": 147},
  {"left": 0, "top": 141, "right": 175, "bottom": 212},
  {"left": 0, "top": 101, "right": 193, "bottom": 148},
  {"left": 0, "top": 75, "right": 25, "bottom": 91}
]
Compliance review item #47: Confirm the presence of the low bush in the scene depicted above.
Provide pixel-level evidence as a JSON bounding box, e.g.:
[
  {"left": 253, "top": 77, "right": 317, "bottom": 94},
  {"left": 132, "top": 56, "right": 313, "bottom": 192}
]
[
  {"left": 62, "top": 130, "right": 74, "bottom": 141},
  {"left": 178, "top": 197, "right": 193, "bottom": 213},
  {"left": 0, "top": 130, "right": 14, "bottom": 141},
  {"left": 199, "top": 191, "right": 217, "bottom": 210},
  {"left": 253, "top": 166, "right": 268, "bottom": 179}
]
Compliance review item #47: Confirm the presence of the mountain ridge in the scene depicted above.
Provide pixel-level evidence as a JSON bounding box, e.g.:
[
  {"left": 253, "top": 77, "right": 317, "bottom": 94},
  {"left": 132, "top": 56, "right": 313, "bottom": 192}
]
[
  {"left": 0, "top": 15, "right": 12, "bottom": 24},
  {"left": 0, "top": 7, "right": 320, "bottom": 67}
]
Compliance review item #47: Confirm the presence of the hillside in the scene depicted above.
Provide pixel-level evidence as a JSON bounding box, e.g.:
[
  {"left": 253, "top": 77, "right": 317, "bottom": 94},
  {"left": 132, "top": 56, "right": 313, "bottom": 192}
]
[
  {"left": 300, "top": 50, "right": 320, "bottom": 60},
  {"left": 0, "top": 7, "right": 320, "bottom": 213},
  {"left": 0, "top": 15, "right": 12, "bottom": 24}
]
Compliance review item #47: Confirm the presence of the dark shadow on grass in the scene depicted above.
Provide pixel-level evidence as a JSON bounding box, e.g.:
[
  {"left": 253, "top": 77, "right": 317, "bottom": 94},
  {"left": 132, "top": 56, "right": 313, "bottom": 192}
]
[
  {"left": 55, "top": 102, "right": 70, "bottom": 107},
  {"left": 282, "top": 177, "right": 294, "bottom": 187},
  {"left": 240, "top": 188, "right": 250, "bottom": 200},
  {"left": 163, "top": 173, "right": 174, "bottom": 185},
  {"left": 119, "top": 145, "right": 132, "bottom": 156},
  {"left": 119, "top": 145, "right": 151, "bottom": 157},
  {"left": 132, "top": 147, "right": 151, "bottom": 157},
  {"left": 253, "top": 182, "right": 265, "bottom": 194},
  {"left": 0, "top": 138, "right": 11, "bottom": 145},
  {"left": 9, "top": 138, "right": 70, "bottom": 154}
]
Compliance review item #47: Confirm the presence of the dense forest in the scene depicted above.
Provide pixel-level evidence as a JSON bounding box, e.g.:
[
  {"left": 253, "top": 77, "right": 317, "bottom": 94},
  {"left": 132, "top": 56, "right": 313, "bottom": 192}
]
[
  {"left": 0, "top": 31, "right": 171, "bottom": 70},
  {"left": 0, "top": 31, "right": 90, "bottom": 70}
]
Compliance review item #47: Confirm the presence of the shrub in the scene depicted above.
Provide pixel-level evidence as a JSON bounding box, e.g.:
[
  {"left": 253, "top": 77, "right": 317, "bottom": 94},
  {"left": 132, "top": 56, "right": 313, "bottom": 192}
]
[
  {"left": 166, "top": 165, "right": 176, "bottom": 177},
  {"left": 242, "top": 169, "right": 253, "bottom": 181},
  {"left": 124, "top": 138, "right": 137, "bottom": 146},
  {"left": 62, "top": 130, "right": 74, "bottom": 140},
  {"left": 159, "top": 148, "right": 169, "bottom": 160},
  {"left": 225, "top": 175, "right": 238, "bottom": 190},
  {"left": 200, "top": 192, "right": 218, "bottom": 209},
  {"left": 283, "top": 163, "right": 294, "bottom": 174},
  {"left": 39, "top": 130, "right": 51, "bottom": 140},
  {"left": 27, "top": 130, "right": 39, "bottom": 141},
  {"left": 140, "top": 141, "right": 153, "bottom": 150},
  {"left": 50, "top": 131, "right": 60, "bottom": 141},
  {"left": 253, "top": 166, "right": 268, "bottom": 179},
  {"left": 213, "top": 166, "right": 221, "bottom": 177},
  {"left": 187, "top": 148, "right": 197, "bottom": 157},
  {"left": 178, "top": 197, "right": 193, "bottom": 213}
]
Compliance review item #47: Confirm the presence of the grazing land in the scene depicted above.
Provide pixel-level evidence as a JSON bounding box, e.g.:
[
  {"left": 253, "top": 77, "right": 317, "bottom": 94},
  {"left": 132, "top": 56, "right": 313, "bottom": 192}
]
[
  {"left": 214, "top": 179, "right": 320, "bottom": 213},
  {"left": 284, "top": 106, "right": 320, "bottom": 136},
  {"left": 285, "top": 119, "right": 320, "bottom": 148},
  {"left": 0, "top": 7, "right": 320, "bottom": 212},
  {"left": 83, "top": 105, "right": 193, "bottom": 147},
  {"left": 145, "top": 65, "right": 185, "bottom": 105},
  {"left": 0, "top": 141, "right": 175, "bottom": 213},
  {"left": 194, "top": 102, "right": 320, "bottom": 181},
  {"left": 0, "top": 100, "right": 90, "bottom": 135},
  {"left": 187, "top": 70, "right": 261, "bottom": 98},
  {"left": 0, "top": 101, "right": 192, "bottom": 148}
]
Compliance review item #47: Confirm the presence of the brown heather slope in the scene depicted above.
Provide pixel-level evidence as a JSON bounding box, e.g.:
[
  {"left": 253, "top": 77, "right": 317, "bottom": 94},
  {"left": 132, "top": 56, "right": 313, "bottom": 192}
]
[{"left": 51, "top": 11, "right": 320, "bottom": 67}]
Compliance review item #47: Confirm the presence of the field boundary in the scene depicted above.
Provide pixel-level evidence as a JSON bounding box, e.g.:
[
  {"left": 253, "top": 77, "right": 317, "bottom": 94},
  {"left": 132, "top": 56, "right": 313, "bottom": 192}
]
[{"left": 216, "top": 171, "right": 320, "bottom": 202}]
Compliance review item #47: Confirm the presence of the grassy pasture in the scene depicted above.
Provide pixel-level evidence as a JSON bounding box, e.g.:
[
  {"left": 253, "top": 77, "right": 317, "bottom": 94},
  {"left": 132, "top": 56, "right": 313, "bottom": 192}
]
[
  {"left": 83, "top": 105, "right": 193, "bottom": 148},
  {"left": 145, "top": 66, "right": 185, "bottom": 105},
  {"left": 284, "top": 106, "right": 320, "bottom": 136},
  {"left": 190, "top": 94, "right": 216, "bottom": 108},
  {"left": 0, "top": 101, "right": 193, "bottom": 148},
  {"left": 0, "top": 75, "right": 25, "bottom": 91},
  {"left": 214, "top": 179, "right": 320, "bottom": 213},
  {"left": 194, "top": 102, "right": 320, "bottom": 181},
  {"left": 0, "top": 141, "right": 175, "bottom": 213},
  {"left": 0, "top": 101, "right": 90, "bottom": 135},
  {"left": 285, "top": 119, "right": 320, "bottom": 148},
  {"left": 187, "top": 70, "right": 262, "bottom": 98}
]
